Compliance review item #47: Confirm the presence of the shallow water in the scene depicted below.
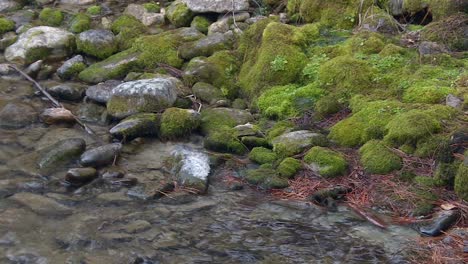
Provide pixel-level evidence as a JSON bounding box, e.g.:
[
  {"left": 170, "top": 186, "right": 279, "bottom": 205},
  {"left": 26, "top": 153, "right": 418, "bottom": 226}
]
[{"left": 0, "top": 72, "right": 420, "bottom": 264}]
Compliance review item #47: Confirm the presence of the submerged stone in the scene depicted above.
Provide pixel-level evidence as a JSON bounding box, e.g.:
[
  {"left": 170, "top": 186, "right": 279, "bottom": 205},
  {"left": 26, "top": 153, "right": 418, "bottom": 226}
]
[
  {"left": 109, "top": 113, "right": 159, "bottom": 140},
  {"left": 419, "top": 210, "right": 460, "bottom": 237},
  {"left": 170, "top": 145, "right": 210, "bottom": 193},
  {"left": 80, "top": 143, "right": 122, "bottom": 167},
  {"left": 0, "top": 102, "right": 37, "bottom": 129},
  {"left": 9, "top": 192, "right": 72, "bottom": 216},
  {"left": 37, "top": 138, "right": 86, "bottom": 172}
]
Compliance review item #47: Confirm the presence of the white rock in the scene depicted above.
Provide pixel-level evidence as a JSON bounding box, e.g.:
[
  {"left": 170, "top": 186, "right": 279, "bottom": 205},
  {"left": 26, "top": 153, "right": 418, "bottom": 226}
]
[
  {"left": 181, "top": 0, "right": 249, "bottom": 13},
  {"left": 125, "top": 4, "right": 165, "bottom": 26}
]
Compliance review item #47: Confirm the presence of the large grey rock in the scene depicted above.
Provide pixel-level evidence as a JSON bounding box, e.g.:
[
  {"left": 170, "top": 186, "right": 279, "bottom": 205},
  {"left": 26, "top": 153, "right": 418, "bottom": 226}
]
[
  {"left": 0, "top": 0, "right": 22, "bottom": 12},
  {"left": 125, "top": 3, "right": 165, "bottom": 26},
  {"left": 5, "top": 26, "right": 75, "bottom": 65},
  {"left": 107, "top": 78, "right": 180, "bottom": 119},
  {"left": 192, "top": 82, "right": 224, "bottom": 104},
  {"left": 37, "top": 138, "right": 86, "bottom": 171},
  {"left": 170, "top": 145, "right": 210, "bottom": 193},
  {"left": 446, "top": 94, "right": 463, "bottom": 109},
  {"left": 109, "top": 113, "right": 159, "bottom": 140},
  {"left": 9, "top": 192, "right": 72, "bottom": 216},
  {"left": 56, "top": 55, "right": 86, "bottom": 80},
  {"left": 181, "top": 0, "right": 249, "bottom": 13},
  {"left": 80, "top": 143, "right": 122, "bottom": 167},
  {"left": 0, "top": 102, "right": 37, "bottom": 129},
  {"left": 86, "top": 80, "right": 122, "bottom": 103},
  {"left": 0, "top": 32, "right": 17, "bottom": 51},
  {"left": 77, "top": 29, "right": 117, "bottom": 59},
  {"left": 179, "top": 32, "right": 232, "bottom": 60},
  {"left": 272, "top": 130, "right": 328, "bottom": 156}
]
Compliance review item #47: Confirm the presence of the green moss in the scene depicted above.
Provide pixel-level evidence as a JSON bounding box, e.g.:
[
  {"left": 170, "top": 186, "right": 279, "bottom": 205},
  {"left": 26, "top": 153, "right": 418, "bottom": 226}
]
[
  {"left": 304, "top": 147, "right": 347, "bottom": 178},
  {"left": 204, "top": 126, "right": 246, "bottom": 154},
  {"left": 403, "top": 84, "right": 455, "bottom": 104},
  {"left": 69, "top": 13, "right": 91, "bottom": 33},
  {"left": 238, "top": 21, "right": 308, "bottom": 96},
  {"left": 414, "top": 134, "right": 450, "bottom": 159},
  {"left": 111, "top": 15, "right": 147, "bottom": 50},
  {"left": 257, "top": 83, "right": 325, "bottom": 119},
  {"left": 76, "top": 34, "right": 118, "bottom": 60},
  {"left": 344, "top": 32, "right": 386, "bottom": 55},
  {"left": 25, "top": 47, "right": 52, "bottom": 65},
  {"left": 413, "top": 176, "right": 438, "bottom": 187},
  {"left": 160, "top": 108, "right": 200, "bottom": 139},
  {"left": 263, "top": 176, "right": 290, "bottom": 189},
  {"left": 454, "top": 157, "right": 468, "bottom": 201},
  {"left": 241, "top": 136, "right": 270, "bottom": 149},
  {"left": 266, "top": 120, "right": 294, "bottom": 141},
  {"left": 39, "top": 8, "right": 64, "bottom": 27},
  {"left": 166, "top": 1, "right": 193, "bottom": 27},
  {"left": 249, "top": 147, "right": 278, "bottom": 164},
  {"left": 143, "top": 2, "right": 160, "bottom": 13},
  {"left": 86, "top": 5, "right": 102, "bottom": 16},
  {"left": 200, "top": 108, "right": 239, "bottom": 135},
  {"left": 0, "top": 17, "right": 15, "bottom": 34},
  {"left": 433, "top": 161, "right": 460, "bottom": 187},
  {"left": 246, "top": 168, "right": 274, "bottom": 185},
  {"left": 359, "top": 140, "right": 402, "bottom": 174},
  {"left": 314, "top": 94, "right": 342, "bottom": 117},
  {"left": 191, "top": 16, "right": 210, "bottom": 34},
  {"left": 379, "top": 43, "right": 406, "bottom": 57},
  {"left": 318, "top": 55, "right": 375, "bottom": 96},
  {"left": 277, "top": 158, "right": 302, "bottom": 178},
  {"left": 421, "top": 13, "right": 468, "bottom": 51},
  {"left": 60, "top": 61, "right": 86, "bottom": 80}
]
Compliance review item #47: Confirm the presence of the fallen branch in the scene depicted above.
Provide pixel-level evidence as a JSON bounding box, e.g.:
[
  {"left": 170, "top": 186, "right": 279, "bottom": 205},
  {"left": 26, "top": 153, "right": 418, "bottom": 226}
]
[{"left": 8, "top": 64, "right": 96, "bottom": 135}]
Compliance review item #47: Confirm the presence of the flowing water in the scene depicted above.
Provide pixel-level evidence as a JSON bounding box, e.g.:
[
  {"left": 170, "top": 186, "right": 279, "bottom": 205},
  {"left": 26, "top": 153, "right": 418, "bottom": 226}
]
[{"left": 0, "top": 75, "right": 421, "bottom": 264}]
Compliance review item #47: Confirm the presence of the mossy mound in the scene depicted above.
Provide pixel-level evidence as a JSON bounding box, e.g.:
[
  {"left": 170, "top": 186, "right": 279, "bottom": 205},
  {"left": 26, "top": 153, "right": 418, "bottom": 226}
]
[
  {"left": 314, "top": 94, "right": 343, "bottom": 117},
  {"left": 76, "top": 30, "right": 118, "bottom": 60},
  {"left": 273, "top": 130, "right": 328, "bottom": 158},
  {"left": 304, "top": 147, "right": 347, "bottom": 178},
  {"left": 87, "top": 5, "right": 102, "bottom": 16},
  {"left": 39, "top": 8, "right": 64, "bottom": 27},
  {"left": 248, "top": 147, "right": 278, "bottom": 164},
  {"left": 393, "top": 0, "right": 467, "bottom": 21},
  {"left": 257, "top": 83, "right": 325, "bottom": 119},
  {"left": 420, "top": 13, "right": 468, "bottom": 51},
  {"left": 160, "top": 108, "right": 200, "bottom": 139},
  {"left": 241, "top": 136, "right": 270, "bottom": 149},
  {"left": 143, "top": 2, "right": 160, "bottom": 13},
  {"left": 111, "top": 15, "right": 148, "bottom": 50},
  {"left": 343, "top": 32, "right": 386, "bottom": 55},
  {"left": 277, "top": 157, "right": 302, "bottom": 178},
  {"left": 454, "top": 154, "right": 468, "bottom": 201},
  {"left": 204, "top": 126, "right": 246, "bottom": 154},
  {"left": 359, "top": 140, "right": 402, "bottom": 174},
  {"left": 69, "top": 13, "right": 91, "bottom": 33},
  {"left": 191, "top": 16, "right": 211, "bottom": 34},
  {"left": 166, "top": 1, "right": 193, "bottom": 27},
  {"left": 238, "top": 21, "right": 310, "bottom": 96},
  {"left": 402, "top": 84, "right": 455, "bottom": 104},
  {"left": 245, "top": 168, "right": 289, "bottom": 189},
  {"left": 0, "top": 17, "right": 15, "bottom": 34}
]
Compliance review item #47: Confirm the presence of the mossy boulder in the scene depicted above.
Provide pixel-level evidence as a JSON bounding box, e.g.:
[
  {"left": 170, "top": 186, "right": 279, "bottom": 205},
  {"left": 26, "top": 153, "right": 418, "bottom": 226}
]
[
  {"left": 143, "top": 2, "right": 160, "bottom": 13},
  {"left": 39, "top": 8, "right": 64, "bottom": 27},
  {"left": 160, "top": 108, "right": 201, "bottom": 139},
  {"left": 238, "top": 20, "right": 309, "bottom": 96},
  {"left": 166, "top": 1, "right": 193, "bottom": 27},
  {"left": 241, "top": 136, "right": 270, "bottom": 149},
  {"left": 359, "top": 140, "right": 402, "bottom": 174},
  {"left": 277, "top": 157, "right": 302, "bottom": 178},
  {"left": 304, "top": 147, "right": 347, "bottom": 178},
  {"left": 420, "top": 13, "right": 468, "bottom": 51},
  {"left": 192, "top": 82, "right": 225, "bottom": 104},
  {"left": 403, "top": 84, "right": 455, "bottom": 104},
  {"left": 57, "top": 55, "right": 87, "bottom": 80},
  {"left": 77, "top": 30, "right": 118, "bottom": 59},
  {"left": 191, "top": 16, "right": 211, "bottom": 34},
  {"left": 257, "top": 83, "right": 325, "bottom": 119},
  {"left": 248, "top": 147, "right": 278, "bottom": 164},
  {"left": 87, "top": 5, "right": 102, "bottom": 16},
  {"left": 109, "top": 113, "right": 160, "bottom": 140},
  {"left": 314, "top": 94, "right": 343, "bottom": 117},
  {"left": 204, "top": 126, "right": 247, "bottom": 154},
  {"left": 111, "top": 15, "right": 148, "bottom": 50},
  {"left": 246, "top": 168, "right": 289, "bottom": 189},
  {"left": 454, "top": 154, "right": 468, "bottom": 201},
  {"left": 69, "top": 13, "right": 91, "bottom": 33},
  {"left": 0, "top": 17, "right": 15, "bottom": 34},
  {"left": 388, "top": 0, "right": 467, "bottom": 21},
  {"left": 178, "top": 32, "right": 232, "bottom": 60},
  {"left": 272, "top": 130, "right": 328, "bottom": 157}
]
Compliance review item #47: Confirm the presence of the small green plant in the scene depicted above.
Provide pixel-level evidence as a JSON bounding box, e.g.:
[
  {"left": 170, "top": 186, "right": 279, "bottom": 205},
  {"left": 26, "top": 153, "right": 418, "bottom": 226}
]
[
  {"left": 270, "top": 56, "right": 288, "bottom": 72},
  {"left": 302, "top": 54, "right": 328, "bottom": 81},
  {"left": 87, "top": 5, "right": 102, "bottom": 16}
]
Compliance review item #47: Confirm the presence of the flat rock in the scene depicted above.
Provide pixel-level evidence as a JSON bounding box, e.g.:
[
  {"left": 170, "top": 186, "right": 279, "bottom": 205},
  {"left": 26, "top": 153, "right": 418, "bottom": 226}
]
[
  {"left": 80, "top": 143, "right": 122, "bottom": 167},
  {"left": 0, "top": 102, "right": 37, "bottom": 129},
  {"left": 9, "top": 192, "right": 72, "bottom": 216}
]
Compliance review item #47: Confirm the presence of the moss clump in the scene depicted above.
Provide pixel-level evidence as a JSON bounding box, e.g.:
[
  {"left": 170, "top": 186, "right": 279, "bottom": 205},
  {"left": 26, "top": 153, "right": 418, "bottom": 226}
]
[
  {"left": 59, "top": 61, "right": 86, "bottom": 80},
  {"left": 304, "top": 147, "right": 347, "bottom": 178},
  {"left": 454, "top": 156, "right": 468, "bottom": 201},
  {"left": 143, "top": 2, "right": 160, "bottom": 13},
  {"left": 414, "top": 134, "right": 451, "bottom": 159},
  {"left": 0, "top": 17, "right": 15, "bottom": 34},
  {"left": 277, "top": 158, "right": 302, "bottom": 178},
  {"left": 111, "top": 15, "right": 147, "bottom": 50},
  {"left": 238, "top": 21, "right": 308, "bottom": 96},
  {"left": 421, "top": 13, "right": 468, "bottom": 51},
  {"left": 318, "top": 55, "right": 375, "bottom": 96},
  {"left": 39, "top": 8, "right": 64, "bottom": 27},
  {"left": 266, "top": 120, "right": 294, "bottom": 141},
  {"left": 433, "top": 161, "right": 460, "bottom": 187},
  {"left": 204, "top": 126, "right": 246, "bottom": 154},
  {"left": 314, "top": 94, "right": 342, "bottom": 117},
  {"left": 191, "top": 16, "right": 211, "bottom": 34},
  {"left": 160, "top": 108, "right": 200, "bottom": 139},
  {"left": 166, "top": 1, "right": 193, "bottom": 27},
  {"left": 86, "top": 5, "right": 102, "bottom": 16},
  {"left": 359, "top": 140, "right": 402, "bottom": 174},
  {"left": 257, "top": 83, "right": 325, "bottom": 119},
  {"left": 245, "top": 168, "right": 289, "bottom": 189},
  {"left": 76, "top": 32, "right": 118, "bottom": 60},
  {"left": 249, "top": 147, "right": 278, "bottom": 164},
  {"left": 241, "top": 136, "right": 270, "bottom": 149},
  {"left": 403, "top": 84, "right": 455, "bottom": 104},
  {"left": 344, "top": 32, "right": 386, "bottom": 54},
  {"left": 69, "top": 13, "right": 91, "bottom": 33},
  {"left": 379, "top": 43, "right": 406, "bottom": 57}
]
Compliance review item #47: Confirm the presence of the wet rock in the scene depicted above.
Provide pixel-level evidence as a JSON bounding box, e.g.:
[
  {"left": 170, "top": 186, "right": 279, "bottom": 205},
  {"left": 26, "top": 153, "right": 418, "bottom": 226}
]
[
  {"left": 124, "top": 220, "right": 151, "bottom": 234},
  {"left": 159, "top": 191, "right": 197, "bottom": 205},
  {"left": 80, "top": 143, "right": 122, "bottom": 167},
  {"left": 56, "top": 55, "right": 86, "bottom": 80},
  {"left": 0, "top": 102, "right": 37, "bottom": 129},
  {"left": 192, "top": 82, "right": 225, "bottom": 104},
  {"left": 234, "top": 123, "right": 259, "bottom": 137},
  {"left": 77, "top": 29, "right": 118, "bottom": 59},
  {"left": 79, "top": 51, "right": 140, "bottom": 84},
  {"left": 179, "top": 32, "right": 232, "bottom": 60},
  {"left": 0, "top": 232, "right": 18, "bottom": 246},
  {"left": 152, "top": 182, "right": 175, "bottom": 199},
  {"left": 272, "top": 130, "right": 328, "bottom": 156},
  {"left": 24, "top": 60, "right": 43, "bottom": 77},
  {"left": 181, "top": 0, "right": 249, "bottom": 13},
  {"left": 109, "top": 177, "right": 138, "bottom": 187},
  {"left": 40, "top": 107, "right": 76, "bottom": 125},
  {"left": 170, "top": 146, "right": 210, "bottom": 193},
  {"left": 101, "top": 167, "right": 125, "bottom": 179},
  {"left": 86, "top": 80, "right": 122, "bottom": 103},
  {"left": 309, "top": 186, "right": 351, "bottom": 206},
  {"left": 107, "top": 78, "right": 180, "bottom": 119},
  {"left": 446, "top": 94, "right": 463, "bottom": 109},
  {"left": 419, "top": 210, "right": 460, "bottom": 236},
  {"left": 76, "top": 102, "right": 108, "bottom": 124},
  {"left": 35, "top": 127, "right": 95, "bottom": 150},
  {"left": 46, "top": 83, "right": 86, "bottom": 101},
  {"left": 0, "top": 0, "right": 22, "bottom": 12},
  {"left": 37, "top": 138, "right": 86, "bottom": 171},
  {"left": 0, "top": 32, "right": 17, "bottom": 51},
  {"left": 101, "top": 232, "right": 133, "bottom": 242},
  {"left": 9, "top": 192, "right": 72, "bottom": 216},
  {"left": 205, "top": 107, "right": 254, "bottom": 125},
  {"left": 65, "top": 167, "right": 97, "bottom": 186},
  {"left": 125, "top": 4, "right": 165, "bottom": 26},
  {"left": 97, "top": 191, "right": 132, "bottom": 203},
  {"left": 109, "top": 113, "right": 159, "bottom": 140},
  {"left": 5, "top": 26, "right": 75, "bottom": 65}
]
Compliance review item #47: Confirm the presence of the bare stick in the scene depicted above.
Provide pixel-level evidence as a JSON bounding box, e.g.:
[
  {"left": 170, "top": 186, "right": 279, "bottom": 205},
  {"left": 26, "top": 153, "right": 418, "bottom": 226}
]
[{"left": 8, "top": 64, "right": 96, "bottom": 136}]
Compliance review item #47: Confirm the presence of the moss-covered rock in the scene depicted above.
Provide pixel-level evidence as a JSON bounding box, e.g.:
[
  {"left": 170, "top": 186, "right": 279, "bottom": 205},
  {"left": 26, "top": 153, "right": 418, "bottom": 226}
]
[
  {"left": 192, "top": 82, "right": 225, "bottom": 104},
  {"left": 77, "top": 30, "right": 118, "bottom": 59},
  {"left": 379, "top": 43, "right": 406, "bottom": 57},
  {"left": 191, "top": 16, "right": 211, "bottom": 34},
  {"left": 403, "top": 84, "right": 455, "bottom": 104},
  {"left": 179, "top": 32, "right": 232, "bottom": 60},
  {"left": 245, "top": 168, "right": 289, "bottom": 189},
  {"left": 343, "top": 32, "right": 386, "bottom": 54},
  {"left": 69, "top": 13, "right": 91, "bottom": 33},
  {"left": 277, "top": 157, "right": 302, "bottom": 178},
  {"left": 238, "top": 21, "right": 309, "bottom": 96},
  {"left": 420, "top": 13, "right": 467, "bottom": 51},
  {"left": 304, "top": 147, "right": 347, "bottom": 178},
  {"left": 0, "top": 17, "right": 15, "bottom": 34},
  {"left": 273, "top": 130, "right": 328, "bottom": 158},
  {"left": 266, "top": 120, "right": 294, "bottom": 141},
  {"left": 359, "top": 140, "right": 402, "bottom": 174},
  {"left": 166, "top": 1, "right": 193, "bottom": 27},
  {"left": 111, "top": 15, "right": 148, "bottom": 50},
  {"left": 160, "top": 108, "right": 200, "bottom": 139},
  {"left": 433, "top": 161, "right": 460, "bottom": 187},
  {"left": 109, "top": 113, "right": 160, "bottom": 140},
  {"left": 257, "top": 83, "right": 325, "bottom": 119},
  {"left": 87, "top": 5, "right": 102, "bottom": 16},
  {"left": 241, "top": 136, "right": 270, "bottom": 149},
  {"left": 454, "top": 154, "right": 468, "bottom": 201},
  {"left": 143, "top": 2, "right": 161, "bottom": 13},
  {"left": 314, "top": 94, "right": 343, "bottom": 117},
  {"left": 57, "top": 55, "right": 87, "bottom": 80},
  {"left": 39, "top": 8, "right": 64, "bottom": 27},
  {"left": 248, "top": 147, "right": 278, "bottom": 164},
  {"left": 203, "top": 126, "right": 247, "bottom": 154}
]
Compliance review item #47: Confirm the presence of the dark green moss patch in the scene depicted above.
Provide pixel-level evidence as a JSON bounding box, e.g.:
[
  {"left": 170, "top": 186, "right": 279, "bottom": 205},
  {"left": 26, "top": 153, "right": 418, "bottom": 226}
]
[{"left": 359, "top": 140, "right": 402, "bottom": 174}]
